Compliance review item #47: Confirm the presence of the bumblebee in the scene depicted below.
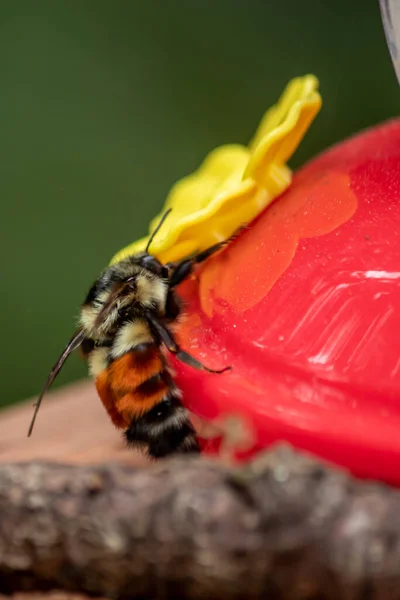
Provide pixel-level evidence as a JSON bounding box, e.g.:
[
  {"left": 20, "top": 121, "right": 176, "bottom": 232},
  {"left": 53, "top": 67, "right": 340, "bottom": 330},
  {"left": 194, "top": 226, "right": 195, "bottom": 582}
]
[{"left": 28, "top": 210, "right": 231, "bottom": 458}]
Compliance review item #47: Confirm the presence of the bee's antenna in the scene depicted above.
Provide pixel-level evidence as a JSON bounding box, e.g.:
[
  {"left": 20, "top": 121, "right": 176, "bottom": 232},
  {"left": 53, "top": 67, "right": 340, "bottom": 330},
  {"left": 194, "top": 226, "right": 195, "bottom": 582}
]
[
  {"left": 27, "top": 329, "right": 85, "bottom": 437},
  {"left": 145, "top": 208, "right": 172, "bottom": 254}
]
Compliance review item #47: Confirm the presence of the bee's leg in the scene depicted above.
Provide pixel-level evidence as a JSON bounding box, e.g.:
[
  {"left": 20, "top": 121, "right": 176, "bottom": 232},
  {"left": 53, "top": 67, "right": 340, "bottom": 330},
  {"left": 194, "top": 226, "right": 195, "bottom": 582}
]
[
  {"left": 146, "top": 312, "right": 231, "bottom": 374},
  {"left": 167, "top": 239, "right": 230, "bottom": 288}
]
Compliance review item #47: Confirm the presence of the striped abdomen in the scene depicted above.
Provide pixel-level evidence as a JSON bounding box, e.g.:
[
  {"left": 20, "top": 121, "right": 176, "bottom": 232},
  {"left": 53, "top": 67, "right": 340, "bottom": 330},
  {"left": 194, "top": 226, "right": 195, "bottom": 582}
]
[{"left": 91, "top": 341, "right": 199, "bottom": 458}]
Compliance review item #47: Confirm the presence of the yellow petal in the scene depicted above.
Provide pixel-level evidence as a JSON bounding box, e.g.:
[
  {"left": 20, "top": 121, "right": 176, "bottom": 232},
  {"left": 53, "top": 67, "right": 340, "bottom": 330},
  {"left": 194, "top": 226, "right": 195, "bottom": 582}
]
[
  {"left": 245, "top": 75, "right": 322, "bottom": 185},
  {"left": 249, "top": 75, "right": 319, "bottom": 151},
  {"left": 111, "top": 146, "right": 251, "bottom": 264},
  {"left": 110, "top": 75, "right": 322, "bottom": 266}
]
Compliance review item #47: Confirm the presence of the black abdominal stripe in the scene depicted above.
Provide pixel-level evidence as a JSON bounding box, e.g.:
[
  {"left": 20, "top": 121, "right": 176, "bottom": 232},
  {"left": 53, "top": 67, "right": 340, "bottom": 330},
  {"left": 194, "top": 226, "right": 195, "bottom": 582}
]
[{"left": 124, "top": 393, "right": 200, "bottom": 458}]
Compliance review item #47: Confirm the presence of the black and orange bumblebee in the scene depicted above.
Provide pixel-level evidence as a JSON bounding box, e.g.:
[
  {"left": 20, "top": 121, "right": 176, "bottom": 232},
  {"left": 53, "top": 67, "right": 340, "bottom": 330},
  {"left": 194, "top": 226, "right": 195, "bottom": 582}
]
[{"left": 28, "top": 211, "right": 231, "bottom": 458}]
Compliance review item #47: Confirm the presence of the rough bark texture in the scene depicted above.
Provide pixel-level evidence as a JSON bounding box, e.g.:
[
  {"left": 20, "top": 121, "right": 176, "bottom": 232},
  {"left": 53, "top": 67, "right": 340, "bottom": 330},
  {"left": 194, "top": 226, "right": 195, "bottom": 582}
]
[{"left": 1, "top": 445, "right": 400, "bottom": 600}]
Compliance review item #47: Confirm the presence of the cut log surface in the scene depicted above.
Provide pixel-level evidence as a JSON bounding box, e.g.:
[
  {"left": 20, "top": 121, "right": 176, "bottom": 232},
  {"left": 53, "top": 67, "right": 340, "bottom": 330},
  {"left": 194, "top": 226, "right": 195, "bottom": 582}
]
[
  {"left": 0, "top": 379, "right": 148, "bottom": 467},
  {"left": 0, "top": 595, "right": 104, "bottom": 600},
  {"left": 0, "top": 380, "right": 148, "bottom": 600},
  {"left": 3, "top": 381, "right": 400, "bottom": 600}
]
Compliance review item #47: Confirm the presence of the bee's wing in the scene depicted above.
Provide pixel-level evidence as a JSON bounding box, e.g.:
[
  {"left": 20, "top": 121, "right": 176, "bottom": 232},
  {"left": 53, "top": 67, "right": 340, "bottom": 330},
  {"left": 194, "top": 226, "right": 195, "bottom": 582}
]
[{"left": 27, "top": 329, "right": 85, "bottom": 437}]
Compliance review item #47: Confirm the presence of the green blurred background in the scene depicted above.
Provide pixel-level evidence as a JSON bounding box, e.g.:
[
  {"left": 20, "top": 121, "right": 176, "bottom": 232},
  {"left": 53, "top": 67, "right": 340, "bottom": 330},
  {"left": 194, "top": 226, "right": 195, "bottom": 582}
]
[{"left": 0, "top": 0, "right": 398, "bottom": 408}]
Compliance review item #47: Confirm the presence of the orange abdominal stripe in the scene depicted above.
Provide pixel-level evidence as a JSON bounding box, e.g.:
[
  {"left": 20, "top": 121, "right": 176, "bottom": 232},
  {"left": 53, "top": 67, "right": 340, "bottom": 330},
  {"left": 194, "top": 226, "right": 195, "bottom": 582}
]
[
  {"left": 110, "top": 347, "right": 164, "bottom": 392},
  {"left": 115, "top": 385, "right": 168, "bottom": 421},
  {"left": 95, "top": 345, "right": 168, "bottom": 427},
  {"left": 95, "top": 371, "right": 127, "bottom": 428}
]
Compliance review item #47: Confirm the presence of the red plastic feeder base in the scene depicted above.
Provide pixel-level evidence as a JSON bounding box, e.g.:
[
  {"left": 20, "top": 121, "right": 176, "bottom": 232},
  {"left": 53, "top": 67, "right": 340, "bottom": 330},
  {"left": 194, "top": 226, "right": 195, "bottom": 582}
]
[{"left": 172, "top": 119, "right": 400, "bottom": 486}]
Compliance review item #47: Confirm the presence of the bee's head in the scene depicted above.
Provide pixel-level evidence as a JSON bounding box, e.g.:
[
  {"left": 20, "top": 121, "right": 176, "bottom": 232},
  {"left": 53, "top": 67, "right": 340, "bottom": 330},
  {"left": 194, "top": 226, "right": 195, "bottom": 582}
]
[
  {"left": 136, "top": 252, "right": 170, "bottom": 278},
  {"left": 80, "top": 209, "right": 173, "bottom": 338},
  {"left": 79, "top": 253, "right": 169, "bottom": 338}
]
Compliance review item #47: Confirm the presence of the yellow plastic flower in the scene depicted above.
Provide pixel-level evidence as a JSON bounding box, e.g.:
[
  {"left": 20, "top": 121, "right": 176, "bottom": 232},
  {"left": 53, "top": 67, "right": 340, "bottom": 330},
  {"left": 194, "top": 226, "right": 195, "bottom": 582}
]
[{"left": 110, "top": 75, "right": 322, "bottom": 265}]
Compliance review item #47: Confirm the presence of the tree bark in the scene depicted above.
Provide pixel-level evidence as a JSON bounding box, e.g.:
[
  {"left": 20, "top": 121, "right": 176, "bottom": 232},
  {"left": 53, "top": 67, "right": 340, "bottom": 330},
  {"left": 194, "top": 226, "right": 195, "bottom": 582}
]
[{"left": 0, "top": 445, "right": 400, "bottom": 600}]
